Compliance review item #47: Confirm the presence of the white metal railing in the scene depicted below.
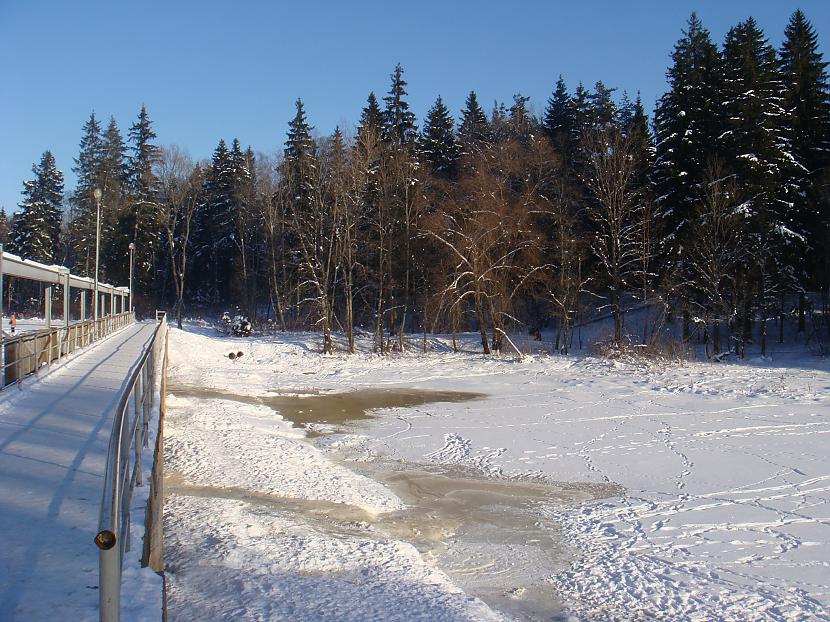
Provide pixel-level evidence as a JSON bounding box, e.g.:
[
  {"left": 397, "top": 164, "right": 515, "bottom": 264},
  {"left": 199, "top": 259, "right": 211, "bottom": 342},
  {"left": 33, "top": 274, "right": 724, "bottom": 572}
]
[
  {"left": 0, "top": 312, "right": 135, "bottom": 388},
  {"left": 95, "top": 312, "right": 168, "bottom": 622}
]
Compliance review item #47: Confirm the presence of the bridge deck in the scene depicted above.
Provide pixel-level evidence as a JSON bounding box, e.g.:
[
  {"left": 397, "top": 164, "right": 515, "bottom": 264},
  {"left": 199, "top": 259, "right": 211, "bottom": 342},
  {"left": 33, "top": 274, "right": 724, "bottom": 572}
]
[{"left": 0, "top": 321, "right": 157, "bottom": 621}]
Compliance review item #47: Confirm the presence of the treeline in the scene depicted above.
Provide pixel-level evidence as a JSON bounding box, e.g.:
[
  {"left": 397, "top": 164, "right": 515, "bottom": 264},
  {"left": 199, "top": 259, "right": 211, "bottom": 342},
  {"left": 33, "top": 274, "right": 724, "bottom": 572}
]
[{"left": 4, "top": 11, "right": 829, "bottom": 356}]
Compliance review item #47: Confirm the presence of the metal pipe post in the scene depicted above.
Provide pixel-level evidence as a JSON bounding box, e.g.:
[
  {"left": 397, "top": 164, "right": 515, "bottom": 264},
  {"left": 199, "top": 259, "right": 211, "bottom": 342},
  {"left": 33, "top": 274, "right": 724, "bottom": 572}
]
[
  {"left": 45, "top": 287, "right": 52, "bottom": 330},
  {"left": 98, "top": 547, "right": 120, "bottom": 622}
]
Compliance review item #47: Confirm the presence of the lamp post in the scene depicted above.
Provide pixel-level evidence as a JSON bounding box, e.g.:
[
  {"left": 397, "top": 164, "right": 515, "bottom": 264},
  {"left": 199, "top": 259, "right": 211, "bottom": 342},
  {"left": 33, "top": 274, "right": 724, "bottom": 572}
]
[
  {"left": 93, "top": 188, "right": 102, "bottom": 333},
  {"left": 128, "top": 242, "right": 135, "bottom": 316}
]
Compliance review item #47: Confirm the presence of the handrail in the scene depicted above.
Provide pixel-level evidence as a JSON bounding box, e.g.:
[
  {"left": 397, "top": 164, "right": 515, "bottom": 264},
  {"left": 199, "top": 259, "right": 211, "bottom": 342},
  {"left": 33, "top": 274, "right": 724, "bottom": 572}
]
[
  {"left": 95, "top": 312, "right": 168, "bottom": 622},
  {"left": 0, "top": 311, "right": 135, "bottom": 389}
]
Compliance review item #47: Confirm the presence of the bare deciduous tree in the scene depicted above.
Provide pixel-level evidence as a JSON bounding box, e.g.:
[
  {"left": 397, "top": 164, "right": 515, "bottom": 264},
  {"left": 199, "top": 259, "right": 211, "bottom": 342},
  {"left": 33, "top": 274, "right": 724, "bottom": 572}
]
[
  {"left": 156, "top": 145, "right": 202, "bottom": 328},
  {"left": 581, "top": 127, "right": 642, "bottom": 343}
]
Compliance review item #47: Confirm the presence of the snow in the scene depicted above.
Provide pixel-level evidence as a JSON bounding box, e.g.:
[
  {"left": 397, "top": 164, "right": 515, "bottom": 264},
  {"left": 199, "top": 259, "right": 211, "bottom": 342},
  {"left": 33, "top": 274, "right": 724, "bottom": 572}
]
[{"left": 164, "top": 324, "right": 830, "bottom": 621}]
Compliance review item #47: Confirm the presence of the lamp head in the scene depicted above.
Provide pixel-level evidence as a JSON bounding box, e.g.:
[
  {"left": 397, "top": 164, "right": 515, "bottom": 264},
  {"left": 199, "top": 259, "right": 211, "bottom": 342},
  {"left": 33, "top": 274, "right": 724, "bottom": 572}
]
[
  {"left": 93, "top": 188, "right": 102, "bottom": 201},
  {"left": 129, "top": 242, "right": 135, "bottom": 251}
]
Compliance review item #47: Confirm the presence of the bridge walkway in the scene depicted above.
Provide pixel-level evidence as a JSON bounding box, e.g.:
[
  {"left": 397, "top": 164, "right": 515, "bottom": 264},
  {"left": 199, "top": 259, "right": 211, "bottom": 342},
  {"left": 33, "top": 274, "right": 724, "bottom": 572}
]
[{"left": 0, "top": 321, "right": 157, "bottom": 621}]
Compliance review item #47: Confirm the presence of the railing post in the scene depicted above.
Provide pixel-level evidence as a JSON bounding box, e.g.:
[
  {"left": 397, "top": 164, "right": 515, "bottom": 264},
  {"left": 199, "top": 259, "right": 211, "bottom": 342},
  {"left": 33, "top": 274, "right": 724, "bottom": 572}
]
[
  {"left": 99, "top": 546, "right": 120, "bottom": 622},
  {"left": 45, "top": 286, "right": 52, "bottom": 331}
]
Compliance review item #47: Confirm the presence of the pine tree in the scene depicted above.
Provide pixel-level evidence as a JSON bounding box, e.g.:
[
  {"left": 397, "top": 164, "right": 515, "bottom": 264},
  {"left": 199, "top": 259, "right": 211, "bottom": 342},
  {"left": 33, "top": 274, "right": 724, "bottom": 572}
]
[
  {"left": 419, "top": 96, "right": 461, "bottom": 178},
  {"left": 7, "top": 151, "right": 64, "bottom": 263},
  {"left": 653, "top": 14, "right": 724, "bottom": 278},
  {"left": 780, "top": 9, "right": 830, "bottom": 291},
  {"left": 69, "top": 112, "right": 103, "bottom": 276},
  {"left": 383, "top": 64, "right": 418, "bottom": 149},
  {"left": 458, "top": 91, "right": 491, "bottom": 151}
]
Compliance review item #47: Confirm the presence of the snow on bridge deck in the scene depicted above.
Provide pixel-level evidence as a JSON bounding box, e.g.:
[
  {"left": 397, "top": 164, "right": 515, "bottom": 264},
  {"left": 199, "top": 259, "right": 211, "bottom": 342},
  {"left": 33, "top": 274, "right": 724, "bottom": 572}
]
[{"left": 0, "top": 321, "right": 158, "bottom": 621}]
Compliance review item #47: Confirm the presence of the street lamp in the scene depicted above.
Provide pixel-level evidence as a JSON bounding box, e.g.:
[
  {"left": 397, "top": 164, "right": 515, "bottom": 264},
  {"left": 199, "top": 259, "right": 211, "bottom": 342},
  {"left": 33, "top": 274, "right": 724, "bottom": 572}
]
[
  {"left": 93, "top": 188, "right": 102, "bottom": 330},
  {"left": 128, "top": 242, "right": 135, "bottom": 315}
]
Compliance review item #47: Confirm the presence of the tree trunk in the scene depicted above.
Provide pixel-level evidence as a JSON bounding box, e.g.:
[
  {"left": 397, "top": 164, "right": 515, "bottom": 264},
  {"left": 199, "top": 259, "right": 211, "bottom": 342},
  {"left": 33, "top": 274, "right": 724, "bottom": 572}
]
[
  {"left": 798, "top": 292, "right": 806, "bottom": 334},
  {"left": 682, "top": 309, "right": 691, "bottom": 343},
  {"left": 474, "top": 291, "right": 490, "bottom": 355}
]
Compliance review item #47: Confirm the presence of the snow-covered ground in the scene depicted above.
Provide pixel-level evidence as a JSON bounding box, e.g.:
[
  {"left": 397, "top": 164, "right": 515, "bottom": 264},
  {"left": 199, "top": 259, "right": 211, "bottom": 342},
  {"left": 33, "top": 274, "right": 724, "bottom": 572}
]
[{"left": 164, "top": 324, "right": 830, "bottom": 621}]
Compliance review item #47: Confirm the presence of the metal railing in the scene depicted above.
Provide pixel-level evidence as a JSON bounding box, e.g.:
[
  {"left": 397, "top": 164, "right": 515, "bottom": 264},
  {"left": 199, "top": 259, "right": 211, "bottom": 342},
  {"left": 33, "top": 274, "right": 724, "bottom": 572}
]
[
  {"left": 95, "top": 312, "right": 168, "bottom": 622},
  {"left": 1, "top": 311, "right": 135, "bottom": 388}
]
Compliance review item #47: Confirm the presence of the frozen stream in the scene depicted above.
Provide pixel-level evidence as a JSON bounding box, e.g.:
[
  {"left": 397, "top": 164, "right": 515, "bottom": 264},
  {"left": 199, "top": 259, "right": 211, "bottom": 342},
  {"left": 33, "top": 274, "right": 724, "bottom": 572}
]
[{"left": 166, "top": 385, "right": 617, "bottom": 620}]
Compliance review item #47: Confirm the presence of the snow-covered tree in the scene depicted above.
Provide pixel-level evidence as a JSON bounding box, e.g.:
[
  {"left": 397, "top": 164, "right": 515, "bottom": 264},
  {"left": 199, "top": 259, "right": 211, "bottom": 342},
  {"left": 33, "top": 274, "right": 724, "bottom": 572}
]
[
  {"left": 125, "top": 105, "right": 162, "bottom": 299},
  {"left": 653, "top": 14, "right": 724, "bottom": 279},
  {"left": 8, "top": 151, "right": 64, "bottom": 263},
  {"left": 69, "top": 112, "right": 103, "bottom": 276},
  {"left": 721, "top": 17, "right": 802, "bottom": 354}
]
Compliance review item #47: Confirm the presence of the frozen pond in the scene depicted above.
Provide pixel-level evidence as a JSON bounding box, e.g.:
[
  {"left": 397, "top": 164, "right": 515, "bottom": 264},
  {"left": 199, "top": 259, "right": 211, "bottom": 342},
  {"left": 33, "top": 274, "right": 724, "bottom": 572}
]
[
  {"left": 165, "top": 326, "right": 830, "bottom": 621},
  {"left": 167, "top": 384, "right": 618, "bottom": 620}
]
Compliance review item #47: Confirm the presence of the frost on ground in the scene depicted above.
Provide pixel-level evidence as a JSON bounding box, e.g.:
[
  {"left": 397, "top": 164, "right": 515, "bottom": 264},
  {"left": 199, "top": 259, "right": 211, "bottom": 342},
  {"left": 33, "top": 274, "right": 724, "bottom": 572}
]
[{"left": 164, "top": 325, "right": 830, "bottom": 621}]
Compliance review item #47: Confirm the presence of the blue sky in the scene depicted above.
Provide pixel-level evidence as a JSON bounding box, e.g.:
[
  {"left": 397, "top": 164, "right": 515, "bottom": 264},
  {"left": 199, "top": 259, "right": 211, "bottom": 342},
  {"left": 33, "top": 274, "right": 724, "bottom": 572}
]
[{"left": 1, "top": 1, "right": 828, "bottom": 216}]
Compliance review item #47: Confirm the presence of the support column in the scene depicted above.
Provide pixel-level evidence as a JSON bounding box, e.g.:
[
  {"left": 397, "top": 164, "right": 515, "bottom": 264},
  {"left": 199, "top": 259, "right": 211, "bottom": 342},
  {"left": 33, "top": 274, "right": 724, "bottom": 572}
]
[
  {"left": 45, "top": 286, "right": 52, "bottom": 330},
  {"left": 63, "top": 271, "right": 70, "bottom": 329},
  {"left": 80, "top": 291, "right": 86, "bottom": 321}
]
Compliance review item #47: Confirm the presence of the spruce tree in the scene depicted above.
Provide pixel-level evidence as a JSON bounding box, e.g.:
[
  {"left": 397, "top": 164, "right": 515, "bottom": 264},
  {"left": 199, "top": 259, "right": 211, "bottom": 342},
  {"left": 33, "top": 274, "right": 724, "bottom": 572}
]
[
  {"left": 100, "top": 117, "right": 129, "bottom": 280},
  {"left": 283, "top": 98, "right": 317, "bottom": 212},
  {"left": 69, "top": 112, "right": 103, "bottom": 276},
  {"left": 722, "top": 17, "right": 801, "bottom": 352},
  {"left": 357, "top": 92, "right": 384, "bottom": 139},
  {"left": 7, "top": 151, "right": 64, "bottom": 263},
  {"left": 721, "top": 18, "right": 799, "bottom": 229},
  {"left": 458, "top": 91, "right": 491, "bottom": 151},
  {"left": 125, "top": 105, "right": 161, "bottom": 293},
  {"left": 193, "top": 139, "right": 236, "bottom": 303},
  {"left": 587, "top": 81, "right": 616, "bottom": 130},
  {"left": 780, "top": 9, "right": 830, "bottom": 290},
  {"left": 490, "top": 100, "right": 509, "bottom": 142},
  {"left": 653, "top": 14, "right": 724, "bottom": 278},
  {"left": 508, "top": 93, "right": 533, "bottom": 141},
  {"left": 383, "top": 64, "right": 418, "bottom": 149},
  {"left": 543, "top": 77, "right": 576, "bottom": 154},
  {"left": 571, "top": 83, "right": 592, "bottom": 144},
  {"left": 419, "top": 96, "right": 461, "bottom": 178}
]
